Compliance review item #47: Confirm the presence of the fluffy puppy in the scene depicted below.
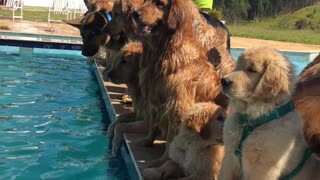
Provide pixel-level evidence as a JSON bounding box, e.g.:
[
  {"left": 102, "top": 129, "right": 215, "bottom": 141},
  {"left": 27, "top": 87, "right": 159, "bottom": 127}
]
[
  {"left": 103, "top": 42, "right": 149, "bottom": 155},
  {"left": 220, "top": 46, "right": 320, "bottom": 180},
  {"left": 294, "top": 54, "right": 320, "bottom": 159},
  {"left": 133, "top": 0, "right": 228, "bottom": 166},
  {"left": 142, "top": 102, "right": 225, "bottom": 180}
]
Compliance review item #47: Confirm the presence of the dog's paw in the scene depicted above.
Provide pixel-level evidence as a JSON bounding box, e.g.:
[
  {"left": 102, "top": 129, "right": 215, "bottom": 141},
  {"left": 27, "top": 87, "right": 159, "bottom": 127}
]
[
  {"left": 117, "top": 94, "right": 132, "bottom": 104},
  {"left": 145, "top": 158, "right": 165, "bottom": 168},
  {"left": 135, "top": 137, "right": 154, "bottom": 147},
  {"left": 142, "top": 168, "right": 163, "bottom": 180}
]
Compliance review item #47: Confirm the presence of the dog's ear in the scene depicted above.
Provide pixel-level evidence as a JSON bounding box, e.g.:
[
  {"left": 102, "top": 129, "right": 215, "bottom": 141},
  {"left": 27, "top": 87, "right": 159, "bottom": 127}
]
[
  {"left": 254, "top": 57, "right": 291, "bottom": 98},
  {"left": 167, "top": 0, "right": 181, "bottom": 29},
  {"left": 122, "top": 0, "right": 144, "bottom": 15},
  {"left": 88, "top": 11, "right": 108, "bottom": 29},
  {"left": 63, "top": 19, "right": 82, "bottom": 29},
  {"left": 185, "top": 103, "right": 221, "bottom": 134},
  {"left": 167, "top": 0, "right": 194, "bottom": 30}
]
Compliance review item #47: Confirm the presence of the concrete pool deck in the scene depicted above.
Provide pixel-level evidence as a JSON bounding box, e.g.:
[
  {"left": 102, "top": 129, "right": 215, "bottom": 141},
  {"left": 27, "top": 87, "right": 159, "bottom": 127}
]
[{"left": 1, "top": 18, "right": 320, "bottom": 52}]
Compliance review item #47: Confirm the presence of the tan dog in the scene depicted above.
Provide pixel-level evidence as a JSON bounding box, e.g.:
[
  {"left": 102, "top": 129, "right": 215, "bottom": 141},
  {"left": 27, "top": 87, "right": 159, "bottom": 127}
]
[
  {"left": 103, "top": 42, "right": 150, "bottom": 156},
  {"left": 294, "top": 54, "right": 320, "bottom": 159},
  {"left": 133, "top": 0, "right": 229, "bottom": 166},
  {"left": 220, "top": 46, "right": 320, "bottom": 180},
  {"left": 142, "top": 102, "right": 225, "bottom": 180}
]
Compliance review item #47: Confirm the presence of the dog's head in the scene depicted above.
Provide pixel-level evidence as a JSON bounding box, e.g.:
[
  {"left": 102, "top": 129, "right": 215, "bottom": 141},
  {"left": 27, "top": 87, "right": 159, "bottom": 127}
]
[
  {"left": 185, "top": 103, "right": 226, "bottom": 144},
  {"left": 132, "top": 0, "right": 199, "bottom": 37},
  {"left": 105, "top": 0, "right": 144, "bottom": 37},
  {"left": 64, "top": 10, "right": 110, "bottom": 56},
  {"left": 221, "top": 46, "right": 295, "bottom": 103},
  {"left": 104, "top": 42, "right": 143, "bottom": 84}
]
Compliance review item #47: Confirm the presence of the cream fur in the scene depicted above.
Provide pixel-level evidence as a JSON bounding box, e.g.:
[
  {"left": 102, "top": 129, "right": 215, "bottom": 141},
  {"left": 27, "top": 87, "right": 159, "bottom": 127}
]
[
  {"left": 219, "top": 46, "right": 320, "bottom": 180},
  {"left": 142, "top": 102, "right": 225, "bottom": 180}
]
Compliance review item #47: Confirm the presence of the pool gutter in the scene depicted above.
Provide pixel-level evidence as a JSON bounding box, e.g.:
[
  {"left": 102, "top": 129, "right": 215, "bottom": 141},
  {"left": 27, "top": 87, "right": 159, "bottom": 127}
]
[{"left": 91, "top": 62, "right": 143, "bottom": 180}]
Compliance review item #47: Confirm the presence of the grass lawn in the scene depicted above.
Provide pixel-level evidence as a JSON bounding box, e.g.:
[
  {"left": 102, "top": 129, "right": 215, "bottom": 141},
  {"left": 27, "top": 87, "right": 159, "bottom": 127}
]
[
  {"left": 227, "top": 3, "right": 320, "bottom": 45},
  {"left": 0, "top": 6, "right": 83, "bottom": 21},
  {"left": 227, "top": 24, "right": 320, "bottom": 45}
]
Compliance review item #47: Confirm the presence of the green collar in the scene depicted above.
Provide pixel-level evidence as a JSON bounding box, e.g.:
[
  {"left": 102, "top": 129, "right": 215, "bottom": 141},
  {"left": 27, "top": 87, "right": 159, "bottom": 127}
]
[
  {"left": 235, "top": 100, "right": 311, "bottom": 179},
  {"left": 238, "top": 101, "right": 295, "bottom": 127}
]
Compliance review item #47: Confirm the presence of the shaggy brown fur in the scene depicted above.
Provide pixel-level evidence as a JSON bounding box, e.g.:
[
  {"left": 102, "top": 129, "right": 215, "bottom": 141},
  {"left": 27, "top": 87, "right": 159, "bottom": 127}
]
[
  {"left": 142, "top": 102, "right": 225, "bottom": 180},
  {"left": 105, "top": 0, "right": 145, "bottom": 41},
  {"left": 293, "top": 54, "right": 320, "bottom": 159},
  {"left": 103, "top": 42, "right": 150, "bottom": 155},
  {"left": 84, "top": 0, "right": 114, "bottom": 14},
  {"left": 133, "top": 0, "right": 229, "bottom": 166},
  {"left": 192, "top": 14, "right": 235, "bottom": 78}
]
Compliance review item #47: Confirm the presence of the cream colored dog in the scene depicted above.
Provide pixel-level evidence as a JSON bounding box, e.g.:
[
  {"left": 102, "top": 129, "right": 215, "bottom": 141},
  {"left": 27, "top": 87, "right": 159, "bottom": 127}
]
[
  {"left": 219, "top": 46, "right": 320, "bottom": 180},
  {"left": 142, "top": 102, "right": 225, "bottom": 180}
]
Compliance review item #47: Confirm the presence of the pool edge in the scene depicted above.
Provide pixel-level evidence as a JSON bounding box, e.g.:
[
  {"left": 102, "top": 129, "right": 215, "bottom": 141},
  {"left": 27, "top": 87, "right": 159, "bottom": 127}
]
[{"left": 91, "top": 62, "right": 143, "bottom": 180}]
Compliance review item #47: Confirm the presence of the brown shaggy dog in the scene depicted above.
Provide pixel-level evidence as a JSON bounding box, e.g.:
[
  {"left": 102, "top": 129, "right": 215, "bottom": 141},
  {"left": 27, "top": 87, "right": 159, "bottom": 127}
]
[
  {"left": 133, "top": 0, "right": 229, "bottom": 165},
  {"left": 103, "top": 42, "right": 149, "bottom": 156},
  {"left": 294, "top": 54, "right": 320, "bottom": 159},
  {"left": 191, "top": 14, "right": 235, "bottom": 78},
  {"left": 84, "top": 0, "right": 114, "bottom": 14},
  {"left": 105, "top": 0, "right": 145, "bottom": 40},
  {"left": 142, "top": 102, "right": 225, "bottom": 180},
  {"left": 220, "top": 46, "right": 320, "bottom": 180}
]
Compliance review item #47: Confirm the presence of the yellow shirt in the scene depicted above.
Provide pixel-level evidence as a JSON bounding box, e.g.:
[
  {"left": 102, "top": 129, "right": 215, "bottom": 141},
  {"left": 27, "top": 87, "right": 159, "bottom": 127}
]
[{"left": 193, "top": 0, "right": 213, "bottom": 10}]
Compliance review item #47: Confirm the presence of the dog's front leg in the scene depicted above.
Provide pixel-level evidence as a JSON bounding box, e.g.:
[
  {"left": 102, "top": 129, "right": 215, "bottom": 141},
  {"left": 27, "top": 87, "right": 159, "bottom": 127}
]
[
  {"left": 219, "top": 154, "right": 241, "bottom": 180},
  {"left": 137, "top": 107, "right": 160, "bottom": 147},
  {"left": 107, "top": 111, "right": 136, "bottom": 139},
  {"left": 112, "top": 120, "right": 149, "bottom": 156}
]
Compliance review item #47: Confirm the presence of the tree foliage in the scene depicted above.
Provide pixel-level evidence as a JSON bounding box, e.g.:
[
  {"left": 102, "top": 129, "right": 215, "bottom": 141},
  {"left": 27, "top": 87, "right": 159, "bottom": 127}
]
[{"left": 215, "top": 0, "right": 320, "bottom": 20}]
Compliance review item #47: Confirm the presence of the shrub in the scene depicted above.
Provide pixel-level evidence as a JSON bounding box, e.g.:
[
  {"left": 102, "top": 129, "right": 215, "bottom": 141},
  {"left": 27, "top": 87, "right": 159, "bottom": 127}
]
[
  {"left": 295, "top": 19, "right": 309, "bottom": 29},
  {"left": 209, "top": 9, "right": 223, "bottom": 20}
]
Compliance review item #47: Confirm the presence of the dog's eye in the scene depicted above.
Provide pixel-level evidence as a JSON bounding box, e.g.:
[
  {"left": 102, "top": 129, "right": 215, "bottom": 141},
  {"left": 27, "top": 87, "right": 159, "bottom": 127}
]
[
  {"left": 247, "top": 67, "right": 257, "bottom": 73},
  {"left": 155, "top": 0, "right": 165, "bottom": 8},
  {"left": 216, "top": 115, "right": 225, "bottom": 123}
]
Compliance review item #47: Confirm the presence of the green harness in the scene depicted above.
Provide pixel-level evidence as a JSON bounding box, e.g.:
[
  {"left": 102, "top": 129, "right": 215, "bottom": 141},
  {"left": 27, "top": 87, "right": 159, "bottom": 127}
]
[{"left": 235, "top": 101, "right": 312, "bottom": 180}]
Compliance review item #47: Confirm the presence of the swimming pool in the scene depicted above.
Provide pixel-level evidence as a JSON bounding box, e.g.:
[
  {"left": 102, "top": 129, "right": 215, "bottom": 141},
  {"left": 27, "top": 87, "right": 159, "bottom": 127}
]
[
  {"left": 0, "top": 46, "right": 132, "bottom": 179},
  {"left": 231, "top": 48, "right": 315, "bottom": 75}
]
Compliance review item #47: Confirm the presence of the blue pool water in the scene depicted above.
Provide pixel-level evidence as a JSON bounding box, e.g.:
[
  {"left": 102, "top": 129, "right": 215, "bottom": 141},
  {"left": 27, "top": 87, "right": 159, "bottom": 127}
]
[
  {"left": 230, "top": 48, "right": 310, "bottom": 75},
  {"left": 0, "top": 47, "right": 131, "bottom": 179}
]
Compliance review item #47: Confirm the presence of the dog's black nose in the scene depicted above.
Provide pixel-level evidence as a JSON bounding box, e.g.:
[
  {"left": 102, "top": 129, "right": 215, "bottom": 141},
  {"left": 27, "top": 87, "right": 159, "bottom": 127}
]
[
  {"left": 133, "top": 11, "right": 141, "bottom": 21},
  {"left": 221, "top": 78, "right": 232, "bottom": 88}
]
